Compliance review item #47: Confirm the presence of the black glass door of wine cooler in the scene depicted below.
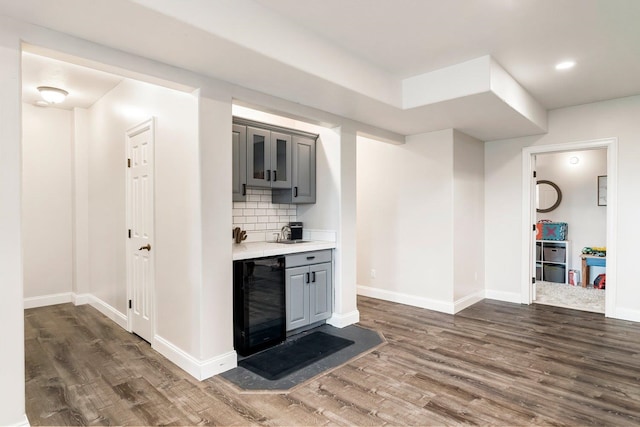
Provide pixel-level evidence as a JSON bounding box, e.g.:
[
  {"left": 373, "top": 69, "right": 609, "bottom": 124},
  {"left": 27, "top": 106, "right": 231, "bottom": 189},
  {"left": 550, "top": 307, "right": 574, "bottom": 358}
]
[{"left": 233, "top": 256, "right": 285, "bottom": 356}]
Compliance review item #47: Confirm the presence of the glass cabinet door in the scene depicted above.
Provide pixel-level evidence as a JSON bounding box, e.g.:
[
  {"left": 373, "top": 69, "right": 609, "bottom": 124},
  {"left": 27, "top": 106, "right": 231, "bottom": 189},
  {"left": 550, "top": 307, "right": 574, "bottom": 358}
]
[
  {"left": 232, "top": 124, "right": 247, "bottom": 201},
  {"left": 246, "top": 127, "right": 271, "bottom": 187},
  {"left": 270, "top": 132, "right": 292, "bottom": 188}
]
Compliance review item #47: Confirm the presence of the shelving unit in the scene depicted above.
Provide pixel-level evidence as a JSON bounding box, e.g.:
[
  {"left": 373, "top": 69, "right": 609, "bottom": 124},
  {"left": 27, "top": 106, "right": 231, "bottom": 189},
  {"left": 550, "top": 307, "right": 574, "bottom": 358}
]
[{"left": 536, "top": 240, "right": 570, "bottom": 284}]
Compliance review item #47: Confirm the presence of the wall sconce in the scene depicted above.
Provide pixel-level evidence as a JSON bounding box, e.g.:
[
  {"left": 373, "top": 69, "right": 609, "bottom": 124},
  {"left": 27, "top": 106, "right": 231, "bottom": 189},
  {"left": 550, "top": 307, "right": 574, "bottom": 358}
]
[{"left": 37, "top": 86, "right": 68, "bottom": 104}]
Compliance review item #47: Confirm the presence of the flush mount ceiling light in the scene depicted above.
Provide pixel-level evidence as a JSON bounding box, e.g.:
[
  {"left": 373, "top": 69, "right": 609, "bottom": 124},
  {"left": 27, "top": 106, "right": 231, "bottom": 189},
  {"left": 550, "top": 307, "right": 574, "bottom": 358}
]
[
  {"left": 37, "top": 86, "right": 68, "bottom": 104},
  {"left": 569, "top": 156, "right": 580, "bottom": 165},
  {"left": 555, "top": 60, "right": 576, "bottom": 71}
]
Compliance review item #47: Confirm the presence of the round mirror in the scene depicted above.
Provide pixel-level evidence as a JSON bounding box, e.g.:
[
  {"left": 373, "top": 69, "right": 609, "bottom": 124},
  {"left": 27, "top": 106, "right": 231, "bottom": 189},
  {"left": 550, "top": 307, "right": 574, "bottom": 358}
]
[{"left": 536, "top": 180, "right": 562, "bottom": 213}]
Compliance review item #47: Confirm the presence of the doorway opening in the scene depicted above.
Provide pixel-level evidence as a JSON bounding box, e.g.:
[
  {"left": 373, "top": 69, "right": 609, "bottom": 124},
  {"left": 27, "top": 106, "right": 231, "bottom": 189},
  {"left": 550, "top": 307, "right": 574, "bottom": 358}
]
[
  {"left": 521, "top": 138, "right": 617, "bottom": 317},
  {"left": 532, "top": 149, "right": 606, "bottom": 313}
]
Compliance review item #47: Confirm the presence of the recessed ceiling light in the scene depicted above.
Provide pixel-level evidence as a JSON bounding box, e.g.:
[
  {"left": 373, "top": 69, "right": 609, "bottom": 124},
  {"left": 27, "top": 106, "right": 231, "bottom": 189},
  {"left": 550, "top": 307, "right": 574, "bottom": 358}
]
[{"left": 555, "top": 60, "right": 576, "bottom": 71}]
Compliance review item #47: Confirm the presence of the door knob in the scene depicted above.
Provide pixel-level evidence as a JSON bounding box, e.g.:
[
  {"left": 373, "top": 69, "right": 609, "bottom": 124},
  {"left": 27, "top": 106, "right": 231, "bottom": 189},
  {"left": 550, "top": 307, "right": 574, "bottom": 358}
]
[{"left": 138, "top": 244, "right": 151, "bottom": 251}]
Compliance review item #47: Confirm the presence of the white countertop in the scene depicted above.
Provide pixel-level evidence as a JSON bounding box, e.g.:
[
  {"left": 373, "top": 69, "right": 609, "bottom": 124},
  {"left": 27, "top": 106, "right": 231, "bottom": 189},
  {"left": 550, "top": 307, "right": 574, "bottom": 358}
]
[{"left": 232, "top": 240, "right": 336, "bottom": 260}]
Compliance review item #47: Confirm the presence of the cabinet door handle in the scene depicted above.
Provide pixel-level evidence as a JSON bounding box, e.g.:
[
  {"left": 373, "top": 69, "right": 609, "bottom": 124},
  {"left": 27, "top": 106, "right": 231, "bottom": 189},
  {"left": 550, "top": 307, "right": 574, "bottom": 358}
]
[
  {"left": 306, "top": 272, "right": 310, "bottom": 283},
  {"left": 294, "top": 186, "right": 298, "bottom": 197},
  {"left": 266, "top": 170, "right": 271, "bottom": 181},
  {"left": 306, "top": 256, "right": 315, "bottom": 260},
  {"left": 242, "top": 183, "right": 246, "bottom": 196},
  {"left": 273, "top": 170, "right": 277, "bottom": 181},
  {"left": 312, "top": 271, "right": 316, "bottom": 282}
]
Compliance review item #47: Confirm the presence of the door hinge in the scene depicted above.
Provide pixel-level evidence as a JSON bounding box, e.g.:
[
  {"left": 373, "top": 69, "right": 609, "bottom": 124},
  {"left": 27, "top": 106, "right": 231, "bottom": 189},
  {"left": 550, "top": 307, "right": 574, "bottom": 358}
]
[
  {"left": 127, "top": 158, "right": 131, "bottom": 168},
  {"left": 533, "top": 170, "right": 537, "bottom": 178},
  {"left": 532, "top": 277, "right": 536, "bottom": 284},
  {"left": 533, "top": 224, "right": 536, "bottom": 231},
  {"left": 128, "top": 229, "right": 132, "bottom": 238},
  {"left": 129, "top": 299, "right": 132, "bottom": 309}
]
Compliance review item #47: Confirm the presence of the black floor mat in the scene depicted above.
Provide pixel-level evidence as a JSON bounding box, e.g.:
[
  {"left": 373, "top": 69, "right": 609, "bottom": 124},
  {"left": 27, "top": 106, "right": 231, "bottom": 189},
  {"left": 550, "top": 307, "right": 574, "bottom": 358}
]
[{"left": 239, "top": 331, "right": 354, "bottom": 380}]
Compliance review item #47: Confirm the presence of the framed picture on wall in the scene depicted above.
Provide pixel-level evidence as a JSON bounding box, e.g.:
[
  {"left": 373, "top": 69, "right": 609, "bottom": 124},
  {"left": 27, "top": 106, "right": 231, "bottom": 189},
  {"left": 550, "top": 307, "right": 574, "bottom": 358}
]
[{"left": 598, "top": 175, "right": 607, "bottom": 206}]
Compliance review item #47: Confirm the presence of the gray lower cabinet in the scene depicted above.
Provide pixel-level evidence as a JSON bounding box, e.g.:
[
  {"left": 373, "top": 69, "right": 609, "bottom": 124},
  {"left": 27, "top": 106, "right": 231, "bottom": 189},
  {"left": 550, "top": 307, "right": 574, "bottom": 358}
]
[{"left": 285, "top": 251, "right": 332, "bottom": 331}]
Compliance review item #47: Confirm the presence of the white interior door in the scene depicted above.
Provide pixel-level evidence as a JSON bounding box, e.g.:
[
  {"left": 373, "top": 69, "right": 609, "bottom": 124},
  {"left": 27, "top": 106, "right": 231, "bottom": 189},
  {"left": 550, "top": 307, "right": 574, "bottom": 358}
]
[
  {"left": 127, "top": 119, "right": 155, "bottom": 343},
  {"left": 531, "top": 155, "right": 538, "bottom": 301}
]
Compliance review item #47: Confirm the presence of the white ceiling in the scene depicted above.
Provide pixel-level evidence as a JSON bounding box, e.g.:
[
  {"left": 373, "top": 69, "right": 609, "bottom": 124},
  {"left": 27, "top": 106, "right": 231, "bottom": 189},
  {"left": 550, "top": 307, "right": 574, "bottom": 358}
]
[
  {"left": 22, "top": 52, "right": 123, "bottom": 110},
  {"left": 252, "top": 0, "right": 640, "bottom": 110},
  {"left": 6, "top": 0, "right": 640, "bottom": 140}
]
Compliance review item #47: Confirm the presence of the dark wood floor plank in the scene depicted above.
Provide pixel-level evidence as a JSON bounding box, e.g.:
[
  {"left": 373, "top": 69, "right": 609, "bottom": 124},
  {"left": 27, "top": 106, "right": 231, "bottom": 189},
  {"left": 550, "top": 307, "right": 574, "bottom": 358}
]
[{"left": 25, "top": 297, "right": 640, "bottom": 426}]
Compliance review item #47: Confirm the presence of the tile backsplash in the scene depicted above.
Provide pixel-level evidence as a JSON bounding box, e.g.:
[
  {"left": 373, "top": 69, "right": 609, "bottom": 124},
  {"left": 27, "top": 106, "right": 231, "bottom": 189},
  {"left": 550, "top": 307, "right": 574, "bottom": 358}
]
[{"left": 233, "top": 188, "right": 297, "bottom": 242}]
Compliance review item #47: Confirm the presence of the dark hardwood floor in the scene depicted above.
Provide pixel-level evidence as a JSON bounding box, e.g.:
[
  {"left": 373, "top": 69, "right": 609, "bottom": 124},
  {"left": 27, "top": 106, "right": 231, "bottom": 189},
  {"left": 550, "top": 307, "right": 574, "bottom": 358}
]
[{"left": 25, "top": 296, "right": 640, "bottom": 426}]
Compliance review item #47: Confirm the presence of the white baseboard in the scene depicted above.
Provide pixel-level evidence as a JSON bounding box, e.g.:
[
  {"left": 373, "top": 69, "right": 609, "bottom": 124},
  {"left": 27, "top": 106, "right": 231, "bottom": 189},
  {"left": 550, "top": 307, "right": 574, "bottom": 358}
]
[
  {"left": 484, "top": 289, "right": 522, "bottom": 304},
  {"left": 200, "top": 350, "right": 239, "bottom": 380},
  {"left": 73, "top": 293, "right": 91, "bottom": 305},
  {"left": 453, "top": 290, "right": 485, "bottom": 314},
  {"left": 357, "top": 284, "right": 455, "bottom": 314},
  {"left": 24, "top": 292, "right": 73, "bottom": 309},
  {"left": 23, "top": 292, "right": 127, "bottom": 330},
  {"left": 612, "top": 307, "right": 640, "bottom": 323},
  {"left": 327, "top": 310, "right": 360, "bottom": 328},
  {"left": 154, "top": 335, "right": 237, "bottom": 381},
  {"left": 86, "top": 295, "right": 128, "bottom": 330}
]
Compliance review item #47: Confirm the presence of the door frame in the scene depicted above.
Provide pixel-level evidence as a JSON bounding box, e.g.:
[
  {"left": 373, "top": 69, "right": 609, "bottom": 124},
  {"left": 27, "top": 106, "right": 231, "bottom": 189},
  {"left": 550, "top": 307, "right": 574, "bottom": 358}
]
[
  {"left": 125, "top": 117, "right": 156, "bottom": 341},
  {"left": 520, "top": 138, "right": 618, "bottom": 317}
]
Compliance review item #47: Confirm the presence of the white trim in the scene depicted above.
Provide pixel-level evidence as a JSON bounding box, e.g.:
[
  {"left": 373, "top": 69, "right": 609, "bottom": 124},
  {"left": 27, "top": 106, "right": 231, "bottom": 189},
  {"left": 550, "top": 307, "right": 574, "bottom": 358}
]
[
  {"left": 485, "top": 289, "right": 522, "bottom": 304},
  {"left": 87, "top": 295, "right": 128, "bottom": 330},
  {"left": 357, "top": 284, "right": 454, "bottom": 314},
  {"left": 72, "top": 293, "right": 91, "bottom": 305},
  {"left": 613, "top": 307, "right": 640, "bottom": 323},
  {"left": 327, "top": 309, "right": 360, "bottom": 328},
  {"left": 521, "top": 138, "right": 618, "bottom": 318},
  {"left": 153, "top": 335, "right": 237, "bottom": 381},
  {"left": 22, "top": 292, "right": 126, "bottom": 332},
  {"left": 199, "top": 351, "right": 239, "bottom": 380},
  {"left": 453, "top": 290, "right": 485, "bottom": 313},
  {"left": 23, "top": 292, "right": 73, "bottom": 309},
  {"left": 10, "top": 414, "right": 30, "bottom": 427}
]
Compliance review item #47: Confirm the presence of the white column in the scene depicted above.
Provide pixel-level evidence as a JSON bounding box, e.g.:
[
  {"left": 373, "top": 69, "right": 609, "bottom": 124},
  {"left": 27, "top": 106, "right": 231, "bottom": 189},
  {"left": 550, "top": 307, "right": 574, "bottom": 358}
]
[
  {"left": 0, "top": 31, "right": 28, "bottom": 426},
  {"left": 328, "top": 124, "right": 360, "bottom": 327},
  {"left": 197, "top": 88, "right": 237, "bottom": 378}
]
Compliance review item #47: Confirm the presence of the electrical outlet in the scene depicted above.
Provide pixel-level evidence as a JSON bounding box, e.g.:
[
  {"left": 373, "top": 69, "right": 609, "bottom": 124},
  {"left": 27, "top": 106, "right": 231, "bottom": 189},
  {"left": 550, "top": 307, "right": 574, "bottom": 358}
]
[{"left": 371, "top": 269, "right": 376, "bottom": 279}]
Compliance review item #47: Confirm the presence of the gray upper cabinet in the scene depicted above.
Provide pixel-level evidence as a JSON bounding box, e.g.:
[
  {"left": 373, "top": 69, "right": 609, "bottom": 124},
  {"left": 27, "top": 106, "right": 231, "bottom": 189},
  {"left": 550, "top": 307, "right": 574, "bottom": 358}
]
[
  {"left": 246, "top": 126, "right": 292, "bottom": 189},
  {"left": 233, "top": 117, "right": 317, "bottom": 203},
  {"left": 272, "top": 136, "right": 316, "bottom": 204},
  {"left": 232, "top": 124, "right": 247, "bottom": 202}
]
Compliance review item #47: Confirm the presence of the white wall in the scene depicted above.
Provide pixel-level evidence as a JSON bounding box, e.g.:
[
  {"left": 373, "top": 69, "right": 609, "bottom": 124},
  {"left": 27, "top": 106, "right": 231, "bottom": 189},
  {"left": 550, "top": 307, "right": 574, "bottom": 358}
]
[
  {"left": 72, "top": 107, "right": 90, "bottom": 296},
  {"left": 356, "top": 129, "right": 485, "bottom": 312},
  {"left": 356, "top": 130, "right": 455, "bottom": 311},
  {"left": 485, "top": 95, "right": 640, "bottom": 319},
  {"left": 453, "top": 130, "right": 485, "bottom": 301},
  {"left": 0, "top": 23, "right": 27, "bottom": 427},
  {"left": 87, "top": 78, "right": 201, "bottom": 354},
  {"left": 22, "top": 103, "right": 73, "bottom": 299},
  {"left": 535, "top": 149, "right": 607, "bottom": 270}
]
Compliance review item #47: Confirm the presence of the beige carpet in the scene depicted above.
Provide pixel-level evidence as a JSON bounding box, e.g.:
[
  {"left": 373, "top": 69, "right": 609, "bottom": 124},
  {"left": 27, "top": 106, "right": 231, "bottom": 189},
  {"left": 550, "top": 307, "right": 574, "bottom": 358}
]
[{"left": 534, "top": 281, "right": 605, "bottom": 313}]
